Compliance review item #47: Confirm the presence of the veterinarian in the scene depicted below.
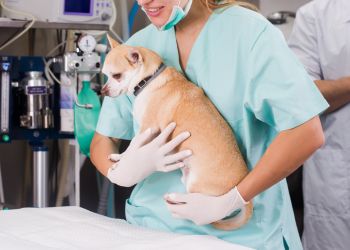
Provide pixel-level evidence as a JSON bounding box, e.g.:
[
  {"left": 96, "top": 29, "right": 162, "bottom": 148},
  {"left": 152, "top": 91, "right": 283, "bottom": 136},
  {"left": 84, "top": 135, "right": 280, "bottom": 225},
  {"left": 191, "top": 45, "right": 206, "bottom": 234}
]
[
  {"left": 91, "top": 0, "right": 329, "bottom": 249},
  {"left": 288, "top": 0, "right": 350, "bottom": 249}
]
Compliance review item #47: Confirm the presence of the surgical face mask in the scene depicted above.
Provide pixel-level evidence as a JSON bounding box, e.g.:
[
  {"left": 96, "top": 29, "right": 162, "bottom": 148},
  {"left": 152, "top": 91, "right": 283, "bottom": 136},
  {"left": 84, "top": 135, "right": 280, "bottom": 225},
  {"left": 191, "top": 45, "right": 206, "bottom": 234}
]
[{"left": 142, "top": 0, "right": 193, "bottom": 31}]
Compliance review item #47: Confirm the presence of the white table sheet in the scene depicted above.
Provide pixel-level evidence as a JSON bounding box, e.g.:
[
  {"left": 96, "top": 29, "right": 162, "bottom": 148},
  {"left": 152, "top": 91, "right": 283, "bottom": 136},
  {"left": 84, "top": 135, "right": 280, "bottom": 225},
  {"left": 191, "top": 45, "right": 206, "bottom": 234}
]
[{"left": 0, "top": 206, "right": 253, "bottom": 250}]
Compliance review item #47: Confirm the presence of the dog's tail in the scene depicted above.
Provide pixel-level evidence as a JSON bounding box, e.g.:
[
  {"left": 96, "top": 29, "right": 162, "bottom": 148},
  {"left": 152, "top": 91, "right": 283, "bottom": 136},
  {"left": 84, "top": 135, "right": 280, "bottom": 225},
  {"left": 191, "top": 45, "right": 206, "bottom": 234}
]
[{"left": 211, "top": 201, "right": 253, "bottom": 230}]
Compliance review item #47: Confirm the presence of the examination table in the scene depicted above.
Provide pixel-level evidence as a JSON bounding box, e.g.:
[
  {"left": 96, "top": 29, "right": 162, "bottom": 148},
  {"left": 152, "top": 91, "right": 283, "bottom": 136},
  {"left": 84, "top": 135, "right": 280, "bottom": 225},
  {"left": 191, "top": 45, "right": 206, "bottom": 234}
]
[{"left": 0, "top": 206, "right": 253, "bottom": 249}]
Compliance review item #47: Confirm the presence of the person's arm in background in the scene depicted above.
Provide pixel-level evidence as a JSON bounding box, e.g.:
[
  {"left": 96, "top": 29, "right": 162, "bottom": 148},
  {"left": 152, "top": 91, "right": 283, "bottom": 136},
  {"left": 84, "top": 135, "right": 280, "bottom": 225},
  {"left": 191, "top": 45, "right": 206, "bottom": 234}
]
[
  {"left": 314, "top": 77, "right": 350, "bottom": 113},
  {"left": 288, "top": 6, "right": 350, "bottom": 114},
  {"left": 90, "top": 132, "right": 119, "bottom": 176}
]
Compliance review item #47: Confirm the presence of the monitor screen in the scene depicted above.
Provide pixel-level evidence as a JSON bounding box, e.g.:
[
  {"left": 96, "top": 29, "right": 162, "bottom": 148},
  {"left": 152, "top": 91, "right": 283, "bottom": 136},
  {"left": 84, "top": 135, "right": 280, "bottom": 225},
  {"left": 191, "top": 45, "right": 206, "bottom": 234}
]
[{"left": 64, "top": 0, "right": 93, "bottom": 16}]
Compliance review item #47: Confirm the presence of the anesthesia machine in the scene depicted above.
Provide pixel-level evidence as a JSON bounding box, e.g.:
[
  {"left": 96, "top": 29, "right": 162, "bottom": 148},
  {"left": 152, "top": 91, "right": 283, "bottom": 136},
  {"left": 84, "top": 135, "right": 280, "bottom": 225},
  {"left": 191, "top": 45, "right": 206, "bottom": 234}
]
[{"left": 0, "top": 33, "right": 105, "bottom": 208}]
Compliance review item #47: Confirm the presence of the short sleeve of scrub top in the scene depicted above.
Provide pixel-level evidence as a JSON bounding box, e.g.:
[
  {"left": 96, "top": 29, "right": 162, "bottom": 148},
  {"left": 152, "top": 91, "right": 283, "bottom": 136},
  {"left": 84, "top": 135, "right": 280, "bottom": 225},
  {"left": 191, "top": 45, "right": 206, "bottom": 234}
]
[
  {"left": 96, "top": 95, "right": 134, "bottom": 139},
  {"left": 246, "top": 24, "right": 329, "bottom": 131}
]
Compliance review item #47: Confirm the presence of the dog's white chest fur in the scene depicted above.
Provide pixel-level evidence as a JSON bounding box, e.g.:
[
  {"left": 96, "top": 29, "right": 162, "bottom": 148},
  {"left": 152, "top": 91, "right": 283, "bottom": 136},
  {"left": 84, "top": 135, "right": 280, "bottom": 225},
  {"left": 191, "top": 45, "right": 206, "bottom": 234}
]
[{"left": 133, "top": 91, "right": 152, "bottom": 125}]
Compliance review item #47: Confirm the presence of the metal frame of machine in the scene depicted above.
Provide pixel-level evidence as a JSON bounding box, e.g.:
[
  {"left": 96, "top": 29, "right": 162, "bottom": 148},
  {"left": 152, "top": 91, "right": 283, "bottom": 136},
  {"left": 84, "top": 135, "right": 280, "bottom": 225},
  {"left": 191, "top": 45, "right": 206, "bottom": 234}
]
[
  {"left": 0, "top": 31, "right": 104, "bottom": 208},
  {"left": 0, "top": 57, "right": 12, "bottom": 143}
]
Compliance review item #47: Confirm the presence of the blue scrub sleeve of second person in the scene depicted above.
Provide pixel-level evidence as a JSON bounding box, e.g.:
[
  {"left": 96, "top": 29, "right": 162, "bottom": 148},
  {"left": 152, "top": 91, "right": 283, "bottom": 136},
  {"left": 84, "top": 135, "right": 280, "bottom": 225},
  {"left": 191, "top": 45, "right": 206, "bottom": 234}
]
[
  {"left": 246, "top": 24, "right": 329, "bottom": 132},
  {"left": 96, "top": 95, "right": 134, "bottom": 140}
]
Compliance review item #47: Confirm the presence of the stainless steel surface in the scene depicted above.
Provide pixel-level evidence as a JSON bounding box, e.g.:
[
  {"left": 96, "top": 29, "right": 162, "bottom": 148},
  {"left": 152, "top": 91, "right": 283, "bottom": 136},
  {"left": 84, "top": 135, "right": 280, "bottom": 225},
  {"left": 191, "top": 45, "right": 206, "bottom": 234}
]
[
  {"left": 20, "top": 71, "right": 53, "bottom": 129},
  {"left": 33, "top": 150, "right": 48, "bottom": 208},
  {"left": 0, "top": 20, "right": 109, "bottom": 30},
  {"left": 42, "top": 108, "right": 53, "bottom": 128}
]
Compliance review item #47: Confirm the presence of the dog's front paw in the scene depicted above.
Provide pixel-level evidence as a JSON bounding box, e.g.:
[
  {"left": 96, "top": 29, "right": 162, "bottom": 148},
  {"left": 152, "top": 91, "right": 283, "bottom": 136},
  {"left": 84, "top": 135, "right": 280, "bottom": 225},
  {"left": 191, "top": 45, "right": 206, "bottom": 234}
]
[{"left": 108, "top": 153, "right": 123, "bottom": 162}]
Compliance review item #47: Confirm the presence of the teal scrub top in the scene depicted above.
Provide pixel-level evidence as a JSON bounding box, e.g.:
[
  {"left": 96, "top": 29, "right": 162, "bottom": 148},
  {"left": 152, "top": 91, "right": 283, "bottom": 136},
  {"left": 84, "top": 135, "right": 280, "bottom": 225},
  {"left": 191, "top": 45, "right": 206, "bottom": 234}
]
[{"left": 96, "top": 6, "right": 329, "bottom": 250}]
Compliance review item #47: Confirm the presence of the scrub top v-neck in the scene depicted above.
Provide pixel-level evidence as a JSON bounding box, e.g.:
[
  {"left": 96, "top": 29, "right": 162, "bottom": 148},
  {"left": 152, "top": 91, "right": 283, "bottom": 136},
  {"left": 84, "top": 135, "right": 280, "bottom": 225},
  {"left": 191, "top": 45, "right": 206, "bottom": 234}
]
[
  {"left": 96, "top": 6, "right": 328, "bottom": 250},
  {"left": 171, "top": 13, "right": 212, "bottom": 79}
]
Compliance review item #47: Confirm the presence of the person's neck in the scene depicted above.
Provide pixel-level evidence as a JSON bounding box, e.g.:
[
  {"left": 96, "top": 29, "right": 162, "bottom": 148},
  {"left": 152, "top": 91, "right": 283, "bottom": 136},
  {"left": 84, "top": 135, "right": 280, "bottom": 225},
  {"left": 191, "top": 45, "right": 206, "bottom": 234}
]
[{"left": 176, "top": 1, "right": 211, "bottom": 33}]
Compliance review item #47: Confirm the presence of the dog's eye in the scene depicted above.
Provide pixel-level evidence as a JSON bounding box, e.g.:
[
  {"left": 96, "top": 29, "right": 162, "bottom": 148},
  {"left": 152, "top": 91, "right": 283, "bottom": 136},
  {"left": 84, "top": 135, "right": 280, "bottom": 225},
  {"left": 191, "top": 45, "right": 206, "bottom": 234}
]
[{"left": 112, "top": 73, "right": 122, "bottom": 80}]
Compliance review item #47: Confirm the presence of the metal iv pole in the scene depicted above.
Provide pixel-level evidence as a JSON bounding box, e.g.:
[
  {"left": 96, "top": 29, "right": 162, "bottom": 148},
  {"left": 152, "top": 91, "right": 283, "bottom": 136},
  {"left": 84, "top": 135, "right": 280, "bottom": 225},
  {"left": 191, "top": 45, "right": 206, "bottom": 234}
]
[{"left": 32, "top": 143, "right": 49, "bottom": 208}]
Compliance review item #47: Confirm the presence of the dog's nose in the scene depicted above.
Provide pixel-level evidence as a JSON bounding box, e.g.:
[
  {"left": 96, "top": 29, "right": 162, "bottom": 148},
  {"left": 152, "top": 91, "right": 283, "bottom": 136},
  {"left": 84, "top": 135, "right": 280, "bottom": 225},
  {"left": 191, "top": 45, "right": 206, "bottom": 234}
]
[{"left": 101, "top": 84, "right": 110, "bottom": 96}]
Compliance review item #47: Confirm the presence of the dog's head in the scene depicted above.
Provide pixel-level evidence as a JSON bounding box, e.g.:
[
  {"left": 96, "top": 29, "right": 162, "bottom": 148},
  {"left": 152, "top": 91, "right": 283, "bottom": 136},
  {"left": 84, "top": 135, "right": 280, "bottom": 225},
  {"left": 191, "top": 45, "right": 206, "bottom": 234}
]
[{"left": 102, "top": 36, "right": 163, "bottom": 97}]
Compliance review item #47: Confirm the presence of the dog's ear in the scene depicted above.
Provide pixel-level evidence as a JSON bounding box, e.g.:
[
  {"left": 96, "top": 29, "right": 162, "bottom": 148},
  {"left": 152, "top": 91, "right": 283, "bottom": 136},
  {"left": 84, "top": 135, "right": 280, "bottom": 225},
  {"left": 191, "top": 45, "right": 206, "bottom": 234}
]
[
  {"left": 107, "top": 34, "right": 120, "bottom": 49},
  {"left": 127, "top": 49, "right": 143, "bottom": 65}
]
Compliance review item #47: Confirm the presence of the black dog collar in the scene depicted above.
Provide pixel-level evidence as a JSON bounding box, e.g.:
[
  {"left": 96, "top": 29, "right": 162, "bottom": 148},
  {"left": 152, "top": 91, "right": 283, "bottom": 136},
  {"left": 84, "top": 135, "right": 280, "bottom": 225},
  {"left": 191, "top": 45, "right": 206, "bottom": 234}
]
[{"left": 133, "top": 63, "right": 167, "bottom": 96}]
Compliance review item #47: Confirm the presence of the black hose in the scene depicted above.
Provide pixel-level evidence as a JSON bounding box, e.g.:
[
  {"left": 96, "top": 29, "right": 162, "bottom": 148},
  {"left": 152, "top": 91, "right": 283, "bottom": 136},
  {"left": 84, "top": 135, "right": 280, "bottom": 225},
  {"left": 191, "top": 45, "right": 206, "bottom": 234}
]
[{"left": 97, "top": 178, "right": 111, "bottom": 215}]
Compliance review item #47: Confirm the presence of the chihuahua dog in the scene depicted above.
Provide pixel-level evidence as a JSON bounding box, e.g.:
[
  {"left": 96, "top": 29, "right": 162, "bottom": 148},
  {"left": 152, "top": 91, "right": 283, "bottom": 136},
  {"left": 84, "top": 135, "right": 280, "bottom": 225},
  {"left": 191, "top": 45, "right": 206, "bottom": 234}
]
[{"left": 102, "top": 36, "right": 253, "bottom": 230}]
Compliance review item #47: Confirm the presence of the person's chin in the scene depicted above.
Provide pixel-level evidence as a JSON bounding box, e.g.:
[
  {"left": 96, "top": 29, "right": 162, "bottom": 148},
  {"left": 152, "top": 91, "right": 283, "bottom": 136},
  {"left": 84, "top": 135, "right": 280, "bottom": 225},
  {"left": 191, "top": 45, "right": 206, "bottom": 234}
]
[{"left": 149, "top": 18, "right": 166, "bottom": 27}]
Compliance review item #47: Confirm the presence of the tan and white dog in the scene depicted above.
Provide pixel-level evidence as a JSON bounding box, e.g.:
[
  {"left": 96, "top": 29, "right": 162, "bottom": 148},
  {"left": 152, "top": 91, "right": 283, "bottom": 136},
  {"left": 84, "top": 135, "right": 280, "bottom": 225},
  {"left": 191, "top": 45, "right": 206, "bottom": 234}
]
[{"left": 102, "top": 36, "right": 253, "bottom": 230}]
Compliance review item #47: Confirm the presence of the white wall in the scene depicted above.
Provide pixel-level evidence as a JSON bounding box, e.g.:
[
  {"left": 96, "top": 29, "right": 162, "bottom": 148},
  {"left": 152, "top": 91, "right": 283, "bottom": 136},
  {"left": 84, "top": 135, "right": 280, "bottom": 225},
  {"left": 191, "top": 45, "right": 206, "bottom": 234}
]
[
  {"left": 259, "top": 0, "right": 312, "bottom": 39},
  {"left": 115, "top": 0, "right": 149, "bottom": 39},
  {"left": 260, "top": 0, "right": 311, "bottom": 16}
]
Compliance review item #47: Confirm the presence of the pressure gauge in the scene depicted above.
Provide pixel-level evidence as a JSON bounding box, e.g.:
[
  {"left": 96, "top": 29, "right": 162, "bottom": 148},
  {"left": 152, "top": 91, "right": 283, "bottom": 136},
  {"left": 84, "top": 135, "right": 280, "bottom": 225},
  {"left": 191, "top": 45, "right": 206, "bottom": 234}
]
[{"left": 77, "top": 35, "right": 97, "bottom": 53}]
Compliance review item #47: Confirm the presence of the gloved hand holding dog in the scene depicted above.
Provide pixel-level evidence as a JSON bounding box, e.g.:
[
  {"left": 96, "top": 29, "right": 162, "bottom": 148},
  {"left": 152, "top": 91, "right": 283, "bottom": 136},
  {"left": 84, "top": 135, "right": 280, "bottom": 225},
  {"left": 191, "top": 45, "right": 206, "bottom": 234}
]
[
  {"left": 164, "top": 187, "right": 248, "bottom": 226},
  {"left": 107, "top": 122, "right": 192, "bottom": 187}
]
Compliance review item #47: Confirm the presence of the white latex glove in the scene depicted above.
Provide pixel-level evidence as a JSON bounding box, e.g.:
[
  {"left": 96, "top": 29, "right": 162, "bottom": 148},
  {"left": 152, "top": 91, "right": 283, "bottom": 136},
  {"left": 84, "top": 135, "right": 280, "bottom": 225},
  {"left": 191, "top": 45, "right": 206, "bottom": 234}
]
[
  {"left": 164, "top": 187, "right": 248, "bottom": 226},
  {"left": 107, "top": 122, "right": 192, "bottom": 187}
]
